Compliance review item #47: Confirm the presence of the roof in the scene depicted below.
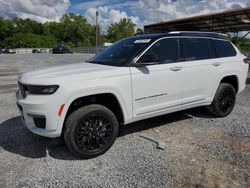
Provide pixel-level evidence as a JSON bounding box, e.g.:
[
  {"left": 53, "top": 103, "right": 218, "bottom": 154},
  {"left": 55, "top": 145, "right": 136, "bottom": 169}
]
[{"left": 144, "top": 7, "right": 250, "bottom": 33}]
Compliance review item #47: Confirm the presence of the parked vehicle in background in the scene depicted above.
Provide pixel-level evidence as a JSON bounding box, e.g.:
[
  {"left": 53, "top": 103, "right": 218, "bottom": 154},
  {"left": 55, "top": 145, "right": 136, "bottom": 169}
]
[
  {"left": 5, "top": 48, "right": 16, "bottom": 54},
  {"left": 40, "top": 49, "right": 48, "bottom": 53},
  {"left": 0, "top": 47, "right": 16, "bottom": 54},
  {"left": 32, "top": 49, "right": 41, "bottom": 53},
  {"left": 52, "top": 44, "right": 70, "bottom": 54},
  {"left": 16, "top": 32, "right": 249, "bottom": 158}
]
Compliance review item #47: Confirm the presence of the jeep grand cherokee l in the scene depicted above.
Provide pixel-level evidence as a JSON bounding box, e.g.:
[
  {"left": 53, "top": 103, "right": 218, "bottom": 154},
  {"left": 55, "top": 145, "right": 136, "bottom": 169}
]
[{"left": 16, "top": 32, "right": 249, "bottom": 158}]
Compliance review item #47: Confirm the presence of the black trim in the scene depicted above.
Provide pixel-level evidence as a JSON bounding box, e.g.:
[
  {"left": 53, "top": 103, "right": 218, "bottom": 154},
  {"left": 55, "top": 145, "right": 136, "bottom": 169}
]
[
  {"left": 27, "top": 113, "right": 46, "bottom": 118},
  {"left": 28, "top": 114, "right": 46, "bottom": 129},
  {"left": 135, "top": 93, "right": 167, "bottom": 101}
]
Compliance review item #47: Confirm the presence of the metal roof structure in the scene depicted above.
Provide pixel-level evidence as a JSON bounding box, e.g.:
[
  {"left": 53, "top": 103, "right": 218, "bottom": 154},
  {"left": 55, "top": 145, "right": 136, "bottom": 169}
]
[{"left": 144, "top": 7, "right": 250, "bottom": 34}]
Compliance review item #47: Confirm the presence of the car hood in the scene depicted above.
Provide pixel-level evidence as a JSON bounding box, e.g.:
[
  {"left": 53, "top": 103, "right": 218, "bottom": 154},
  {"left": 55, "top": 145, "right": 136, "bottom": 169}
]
[{"left": 19, "top": 62, "right": 128, "bottom": 85}]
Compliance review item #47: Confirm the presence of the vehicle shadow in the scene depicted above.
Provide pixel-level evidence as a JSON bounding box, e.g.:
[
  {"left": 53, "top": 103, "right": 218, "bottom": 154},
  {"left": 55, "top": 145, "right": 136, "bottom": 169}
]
[
  {"left": 0, "top": 116, "right": 77, "bottom": 160},
  {"left": 0, "top": 109, "right": 213, "bottom": 160},
  {"left": 119, "top": 110, "right": 193, "bottom": 137}
]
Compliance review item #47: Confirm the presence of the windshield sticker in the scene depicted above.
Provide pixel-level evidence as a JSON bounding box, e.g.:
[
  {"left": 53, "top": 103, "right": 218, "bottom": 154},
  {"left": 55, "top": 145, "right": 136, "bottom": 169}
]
[{"left": 134, "top": 39, "right": 151, "bottom": 43}]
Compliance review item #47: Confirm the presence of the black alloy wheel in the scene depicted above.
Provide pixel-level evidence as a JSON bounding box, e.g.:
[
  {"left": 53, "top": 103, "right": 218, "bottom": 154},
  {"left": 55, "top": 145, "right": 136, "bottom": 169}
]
[
  {"left": 75, "top": 114, "right": 113, "bottom": 152},
  {"left": 217, "top": 86, "right": 235, "bottom": 114},
  {"left": 207, "top": 83, "right": 236, "bottom": 117},
  {"left": 64, "top": 104, "right": 118, "bottom": 158}
]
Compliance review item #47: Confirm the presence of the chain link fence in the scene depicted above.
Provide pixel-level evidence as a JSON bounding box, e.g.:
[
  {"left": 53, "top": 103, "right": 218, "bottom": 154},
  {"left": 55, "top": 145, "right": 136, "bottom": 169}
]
[
  {"left": 12, "top": 46, "right": 104, "bottom": 54},
  {"left": 71, "top": 46, "right": 104, "bottom": 54},
  {"left": 14, "top": 48, "right": 51, "bottom": 54}
]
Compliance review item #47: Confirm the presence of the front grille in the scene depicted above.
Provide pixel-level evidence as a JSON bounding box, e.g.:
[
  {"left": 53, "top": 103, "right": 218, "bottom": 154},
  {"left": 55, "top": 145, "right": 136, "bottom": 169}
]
[{"left": 18, "top": 82, "right": 26, "bottom": 98}]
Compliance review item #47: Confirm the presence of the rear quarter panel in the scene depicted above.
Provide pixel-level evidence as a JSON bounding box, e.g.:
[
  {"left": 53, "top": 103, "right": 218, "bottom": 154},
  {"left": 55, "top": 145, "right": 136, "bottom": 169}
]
[{"left": 212, "top": 53, "right": 248, "bottom": 98}]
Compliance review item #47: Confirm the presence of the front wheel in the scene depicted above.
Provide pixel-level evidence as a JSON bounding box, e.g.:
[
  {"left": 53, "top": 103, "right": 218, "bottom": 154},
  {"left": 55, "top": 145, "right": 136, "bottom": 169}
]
[
  {"left": 207, "top": 83, "right": 236, "bottom": 117},
  {"left": 64, "top": 104, "right": 118, "bottom": 159}
]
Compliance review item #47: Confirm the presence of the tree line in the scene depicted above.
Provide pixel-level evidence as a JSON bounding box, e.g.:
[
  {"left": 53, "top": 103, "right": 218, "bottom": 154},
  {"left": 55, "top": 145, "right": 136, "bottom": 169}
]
[
  {"left": 0, "top": 12, "right": 143, "bottom": 48},
  {"left": 1, "top": 12, "right": 249, "bottom": 51}
]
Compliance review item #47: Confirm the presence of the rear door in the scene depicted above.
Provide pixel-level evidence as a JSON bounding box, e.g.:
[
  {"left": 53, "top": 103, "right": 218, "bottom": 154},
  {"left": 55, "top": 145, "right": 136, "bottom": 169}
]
[{"left": 180, "top": 37, "right": 221, "bottom": 106}]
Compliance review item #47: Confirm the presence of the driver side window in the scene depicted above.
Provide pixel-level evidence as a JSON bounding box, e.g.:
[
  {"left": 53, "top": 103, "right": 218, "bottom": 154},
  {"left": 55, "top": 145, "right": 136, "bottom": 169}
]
[{"left": 139, "top": 38, "right": 179, "bottom": 64}]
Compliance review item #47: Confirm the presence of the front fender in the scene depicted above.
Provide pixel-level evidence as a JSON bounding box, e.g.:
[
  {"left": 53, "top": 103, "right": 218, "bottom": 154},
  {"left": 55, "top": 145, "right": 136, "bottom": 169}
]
[{"left": 56, "top": 87, "right": 132, "bottom": 135}]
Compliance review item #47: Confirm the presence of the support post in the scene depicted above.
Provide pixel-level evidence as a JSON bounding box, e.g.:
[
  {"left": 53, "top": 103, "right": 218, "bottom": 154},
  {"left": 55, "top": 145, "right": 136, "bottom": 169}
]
[{"left": 96, "top": 11, "right": 99, "bottom": 52}]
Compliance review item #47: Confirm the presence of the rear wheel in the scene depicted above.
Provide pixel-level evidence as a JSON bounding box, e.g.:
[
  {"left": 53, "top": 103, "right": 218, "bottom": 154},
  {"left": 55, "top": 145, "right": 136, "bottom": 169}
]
[
  {"left": 207, "top": 83, "right": 236, "bottom": 117},
  {"left": 64, "top": 104, "right": 118, "bottom": 159}
]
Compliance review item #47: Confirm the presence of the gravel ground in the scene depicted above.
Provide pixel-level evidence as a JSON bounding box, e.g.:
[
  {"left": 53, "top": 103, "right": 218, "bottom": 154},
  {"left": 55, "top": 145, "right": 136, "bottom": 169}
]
[{"left": 0, "top": 53, "right": 249, "bottom": 188}]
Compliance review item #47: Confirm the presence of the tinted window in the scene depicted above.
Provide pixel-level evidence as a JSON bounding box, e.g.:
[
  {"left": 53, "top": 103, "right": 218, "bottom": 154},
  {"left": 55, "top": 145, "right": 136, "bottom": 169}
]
[
  {"left": 207, "top": 39, "right": 217, "bottom": 59},
  {"left": 141, "top": 38, "right": 179, "bottom": 64},
  {"left": 90, "top": 37, "right": 151, "bottom": 66},
  {"left": 213, "top": 40, "right": 236, "bottom": 58},
  {"left": 182, "top": 38, "right": 212, "bottom": 61}
]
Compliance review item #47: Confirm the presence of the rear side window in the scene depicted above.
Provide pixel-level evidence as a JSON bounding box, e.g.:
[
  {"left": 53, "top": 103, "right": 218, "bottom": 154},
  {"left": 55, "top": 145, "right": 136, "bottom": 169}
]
[
  {"left": 212, "top": 40, "right": 237, "bottom": 58},
  {"left": 181, "top": 38, "right": 214, "bottom": 61}
]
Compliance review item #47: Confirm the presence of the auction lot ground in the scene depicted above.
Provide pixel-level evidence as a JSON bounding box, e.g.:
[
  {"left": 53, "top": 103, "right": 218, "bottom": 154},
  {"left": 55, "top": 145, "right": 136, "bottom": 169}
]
[{"left": 0, "top": 53, "right": 249, "bottom": 187}]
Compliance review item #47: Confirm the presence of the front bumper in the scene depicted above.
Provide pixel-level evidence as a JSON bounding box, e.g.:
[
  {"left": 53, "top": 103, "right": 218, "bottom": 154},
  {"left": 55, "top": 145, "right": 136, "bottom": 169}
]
[{"left": 16, "top": 90, "right": 63, "bottom": 138}]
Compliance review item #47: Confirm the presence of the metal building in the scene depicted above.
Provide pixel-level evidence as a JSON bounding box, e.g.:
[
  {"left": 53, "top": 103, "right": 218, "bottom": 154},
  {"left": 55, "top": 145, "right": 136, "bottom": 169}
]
[{"left": 144, "top": 7, "right": 250, "bottom": 36}]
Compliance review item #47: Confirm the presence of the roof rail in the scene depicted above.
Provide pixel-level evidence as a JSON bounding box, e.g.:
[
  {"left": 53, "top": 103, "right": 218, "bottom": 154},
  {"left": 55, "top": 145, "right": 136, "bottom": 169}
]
[{"left": 168, "top": 31, "right": 225, "bottom": 39}]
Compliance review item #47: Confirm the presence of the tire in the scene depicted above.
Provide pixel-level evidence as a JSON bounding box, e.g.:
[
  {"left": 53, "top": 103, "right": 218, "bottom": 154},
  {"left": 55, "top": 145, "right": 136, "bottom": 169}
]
[
  {"left": 64, "top": 104, "right": 118, "bottom": 159},
  {"left": 207, "top": 83, "right": 236, "bottom": 117}
]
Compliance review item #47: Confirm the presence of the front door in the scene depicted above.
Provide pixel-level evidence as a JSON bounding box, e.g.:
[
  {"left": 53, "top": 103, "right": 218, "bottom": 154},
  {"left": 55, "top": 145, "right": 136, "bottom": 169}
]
[{"left": 130, "top": 38, "right": 184, "bottom": 117}]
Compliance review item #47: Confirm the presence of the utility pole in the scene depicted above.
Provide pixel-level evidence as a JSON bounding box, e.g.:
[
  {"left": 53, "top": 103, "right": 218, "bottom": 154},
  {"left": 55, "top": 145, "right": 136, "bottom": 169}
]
[{"left": 96, "top": 11, "right": 99, "bottom": 50}]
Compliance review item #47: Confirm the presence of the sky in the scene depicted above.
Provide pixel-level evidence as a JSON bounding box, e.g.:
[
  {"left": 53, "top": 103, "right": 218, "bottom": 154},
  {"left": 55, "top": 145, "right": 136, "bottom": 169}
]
[{"left": 0, "top": 0, "right": 250, "bottom": 33}]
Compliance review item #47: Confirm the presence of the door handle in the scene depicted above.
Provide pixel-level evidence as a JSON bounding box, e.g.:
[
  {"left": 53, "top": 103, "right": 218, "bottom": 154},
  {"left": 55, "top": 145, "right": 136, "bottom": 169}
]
[
  {"left": 212, "top": 62, "right": 221, "bottom": 66},
  {"left": 170, "top": 66, "right": 182, "bottom": 71}
]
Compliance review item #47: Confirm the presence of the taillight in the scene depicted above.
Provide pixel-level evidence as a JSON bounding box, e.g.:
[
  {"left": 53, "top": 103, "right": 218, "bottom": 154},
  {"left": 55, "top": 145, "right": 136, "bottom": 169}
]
[{"left": 243, "top": 58, "right": 250, "bottom": 64}]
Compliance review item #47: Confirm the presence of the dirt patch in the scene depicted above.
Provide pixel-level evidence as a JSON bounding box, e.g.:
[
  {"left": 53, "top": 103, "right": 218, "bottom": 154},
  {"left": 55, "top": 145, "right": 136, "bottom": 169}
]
[
  {"left": 202, "top": 128, "right": 250, "bottom": 153},
  {"left": 151, "top": 121, "right": 250, "bottom": 187}
]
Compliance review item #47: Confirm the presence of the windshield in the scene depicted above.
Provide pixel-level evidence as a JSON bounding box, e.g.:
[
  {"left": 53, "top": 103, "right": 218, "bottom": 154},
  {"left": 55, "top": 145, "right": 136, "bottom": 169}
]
[{"left": 90, "top": 37, "right": 152, "bottom": 66}]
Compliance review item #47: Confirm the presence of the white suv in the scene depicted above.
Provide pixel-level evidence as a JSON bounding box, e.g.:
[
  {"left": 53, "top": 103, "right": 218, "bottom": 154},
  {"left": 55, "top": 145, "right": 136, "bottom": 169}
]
[{"left": 16, "top": 32, "right": 249, "bottom": 158}]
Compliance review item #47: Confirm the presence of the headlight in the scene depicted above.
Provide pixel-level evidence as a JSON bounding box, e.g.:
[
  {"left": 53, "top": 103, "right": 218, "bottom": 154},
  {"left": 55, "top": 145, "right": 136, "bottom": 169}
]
[{"left": 26, "top": 85, "right": 59, "bottom": 95}]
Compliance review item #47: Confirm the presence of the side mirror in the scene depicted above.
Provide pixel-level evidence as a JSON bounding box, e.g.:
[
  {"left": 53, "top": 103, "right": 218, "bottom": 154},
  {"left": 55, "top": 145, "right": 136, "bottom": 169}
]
[{"left": 135, "top": 54, "right": 159, "bottom": 67}]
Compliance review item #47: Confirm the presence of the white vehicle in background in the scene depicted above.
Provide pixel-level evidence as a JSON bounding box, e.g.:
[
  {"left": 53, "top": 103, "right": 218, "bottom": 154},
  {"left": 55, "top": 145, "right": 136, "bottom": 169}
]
[{"left": 16, "top": 32, "right": 249, "bottom": 158}]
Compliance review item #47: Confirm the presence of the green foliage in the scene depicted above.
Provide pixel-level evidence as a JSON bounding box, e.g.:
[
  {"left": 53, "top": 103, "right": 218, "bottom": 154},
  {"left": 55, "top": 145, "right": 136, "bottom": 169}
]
[
  {"left": 235, "top": 38, "right": 250, "bottom": 52},
  {"left": 13, "top": 18, "right": 44, "bottom": 34},
  {"left": 136, "top": 28, "right": 144, "bottom": 35},
  {"left": 58, "top": 13, "right": 95, "bottom": 47},
  {"left": 0, "top": 14, "right": 138, "bottom": 48},
  {"left": 3, "top": 33, "right": 56, "bottom": 48},
  {"left": 0, "top": 17, "right": 14, "bottom": 41},
  {"left": 228, "top": 36, "right": 250, "bottom": 52},
  {"left": 107, "top": 18, "right": 136, "bottom": 42}
]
